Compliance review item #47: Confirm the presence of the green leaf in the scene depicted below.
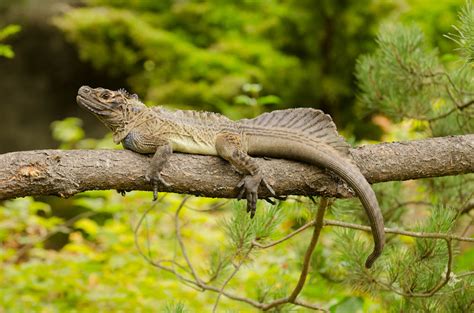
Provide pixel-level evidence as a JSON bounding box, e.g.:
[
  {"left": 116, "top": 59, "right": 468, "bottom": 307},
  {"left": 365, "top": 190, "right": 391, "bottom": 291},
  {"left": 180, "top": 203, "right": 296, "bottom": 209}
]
[
  {"left": 0, "top": 24, "right": 21, "bottom": 41},
  {"left": 50, "top": 117, "right": 85, "bottom": 145},
  {"left": 258, "top": 95, "right": 281, "bottom": 106},
  {"left": 0, "top": 44, "right": 14, "bottom": 58},
  {"left": 75, "top": 219, "right": 99, "bottom": 236}
]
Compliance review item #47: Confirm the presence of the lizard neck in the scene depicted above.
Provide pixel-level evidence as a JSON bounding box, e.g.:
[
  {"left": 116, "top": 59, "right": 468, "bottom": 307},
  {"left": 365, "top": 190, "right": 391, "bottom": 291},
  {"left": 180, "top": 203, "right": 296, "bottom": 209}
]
[{"left": 112, "top": 109, "right": 157, "bottom": 144}]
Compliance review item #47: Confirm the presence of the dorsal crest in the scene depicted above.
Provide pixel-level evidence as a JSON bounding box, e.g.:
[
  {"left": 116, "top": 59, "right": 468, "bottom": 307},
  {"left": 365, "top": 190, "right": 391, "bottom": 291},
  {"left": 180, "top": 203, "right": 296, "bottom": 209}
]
[{"left": 240, "top": 108, "right": 352, "bottom": 159}]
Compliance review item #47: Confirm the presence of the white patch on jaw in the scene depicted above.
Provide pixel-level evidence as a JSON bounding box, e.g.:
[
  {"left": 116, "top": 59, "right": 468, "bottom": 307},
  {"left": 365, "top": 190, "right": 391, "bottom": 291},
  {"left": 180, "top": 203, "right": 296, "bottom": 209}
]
[{"left": 171, "top": 136, "right": 218, "bottom": 155}]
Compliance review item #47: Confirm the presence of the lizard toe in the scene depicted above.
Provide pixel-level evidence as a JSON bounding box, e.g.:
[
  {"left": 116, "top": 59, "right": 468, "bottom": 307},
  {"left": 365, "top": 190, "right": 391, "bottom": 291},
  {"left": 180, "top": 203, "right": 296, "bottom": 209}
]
[
  {"left": 236, "top": 174, "right": 266, "bottom": 218},
  {"left": 237, "top": 186, "right": 246, "bottom": 200},
  {"left": 152, "top": 184, "right": 158, "bottom": 201},
  {"left": 261, "top": 178, "right": 276, "bottom": 197},
  {"left": 247, "top": 193, "right": 257, "bottom": 218},
  {"left": 145, "top": 171, "right": 171, "bottom": 202}
]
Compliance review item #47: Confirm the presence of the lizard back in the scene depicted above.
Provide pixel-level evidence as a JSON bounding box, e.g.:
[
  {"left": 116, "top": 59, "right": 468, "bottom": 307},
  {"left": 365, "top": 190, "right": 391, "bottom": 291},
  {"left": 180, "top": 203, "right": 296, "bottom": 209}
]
[{"left": 151, "top": 107, "right": 238, "bottom": 155}]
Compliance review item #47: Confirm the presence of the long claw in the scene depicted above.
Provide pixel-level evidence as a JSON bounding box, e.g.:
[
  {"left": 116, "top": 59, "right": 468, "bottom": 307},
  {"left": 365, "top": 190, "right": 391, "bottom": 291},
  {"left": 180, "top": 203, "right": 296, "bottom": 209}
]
[
  {"left": 264, "top": 198, "right": 276, "bottom": 205},
  {"left": 158, "top": 175, "right": 171, "bottom": 187},
  {"left": 262, "top": 178, "right": 276, "bottom": 197},
  {"left": 117, "top": 189, "right": 127, "bottom": 197}
]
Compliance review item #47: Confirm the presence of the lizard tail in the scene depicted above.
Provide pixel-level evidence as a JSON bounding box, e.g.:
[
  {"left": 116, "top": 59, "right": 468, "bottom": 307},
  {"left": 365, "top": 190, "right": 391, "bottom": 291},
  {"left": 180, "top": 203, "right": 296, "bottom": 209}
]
[
  {"left": 325, "top": 154, "right": 385, "bottom": 268},
  {"left": 246, "top": 133, "right": 385, "bottom": 268}
]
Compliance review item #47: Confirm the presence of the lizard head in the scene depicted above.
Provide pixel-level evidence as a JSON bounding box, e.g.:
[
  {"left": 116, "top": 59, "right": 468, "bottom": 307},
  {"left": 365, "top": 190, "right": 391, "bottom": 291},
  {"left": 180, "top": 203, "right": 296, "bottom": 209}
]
[{"left": 77, "top": 86, "right": 147, "bottom": 142}]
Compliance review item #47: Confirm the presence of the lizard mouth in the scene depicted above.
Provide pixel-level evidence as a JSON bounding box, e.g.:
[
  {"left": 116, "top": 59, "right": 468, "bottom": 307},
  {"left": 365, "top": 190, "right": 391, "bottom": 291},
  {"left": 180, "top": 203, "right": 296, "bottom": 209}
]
[{"left": 76, "top": 95, "right": 110, "bottom": 116}]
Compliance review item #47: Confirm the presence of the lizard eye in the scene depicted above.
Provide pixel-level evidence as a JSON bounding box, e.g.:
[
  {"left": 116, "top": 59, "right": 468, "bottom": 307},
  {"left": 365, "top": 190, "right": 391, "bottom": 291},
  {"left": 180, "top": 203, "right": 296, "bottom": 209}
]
[{"left": 100, "top": 91, "right": 111, "bottom": 100}]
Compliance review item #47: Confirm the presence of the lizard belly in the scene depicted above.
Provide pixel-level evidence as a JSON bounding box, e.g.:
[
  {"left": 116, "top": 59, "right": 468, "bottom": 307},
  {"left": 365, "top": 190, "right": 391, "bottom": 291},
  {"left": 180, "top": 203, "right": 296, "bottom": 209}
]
[{"left": 171, "top": 137, "right": 218, "bottom": 156}]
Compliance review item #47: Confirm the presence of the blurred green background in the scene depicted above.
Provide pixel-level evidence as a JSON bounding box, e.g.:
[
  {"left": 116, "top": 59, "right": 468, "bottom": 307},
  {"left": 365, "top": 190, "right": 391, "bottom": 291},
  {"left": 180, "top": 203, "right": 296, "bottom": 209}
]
[{"left": 0, "top": 0, "right": 472, "bottom": 312}]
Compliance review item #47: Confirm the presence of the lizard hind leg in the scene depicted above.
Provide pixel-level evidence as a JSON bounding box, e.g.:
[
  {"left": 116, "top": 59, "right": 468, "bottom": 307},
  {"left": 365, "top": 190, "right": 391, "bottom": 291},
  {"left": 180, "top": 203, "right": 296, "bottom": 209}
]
[{"left": 215, "top": 132, "right": 276, "bottom": 217}]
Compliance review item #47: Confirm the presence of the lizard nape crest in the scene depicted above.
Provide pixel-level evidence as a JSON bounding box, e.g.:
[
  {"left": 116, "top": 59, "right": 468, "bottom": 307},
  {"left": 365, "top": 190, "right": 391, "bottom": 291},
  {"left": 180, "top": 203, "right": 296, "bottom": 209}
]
[{"left": 77, "top": 85, "right": 386, "bottom": 268}]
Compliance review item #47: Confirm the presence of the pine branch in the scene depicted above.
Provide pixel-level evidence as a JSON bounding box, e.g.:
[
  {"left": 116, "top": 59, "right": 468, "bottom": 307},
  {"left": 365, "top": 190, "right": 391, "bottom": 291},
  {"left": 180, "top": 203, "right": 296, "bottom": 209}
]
[{"left": 0, "top": 135, "right": 472, "bottom": 201}]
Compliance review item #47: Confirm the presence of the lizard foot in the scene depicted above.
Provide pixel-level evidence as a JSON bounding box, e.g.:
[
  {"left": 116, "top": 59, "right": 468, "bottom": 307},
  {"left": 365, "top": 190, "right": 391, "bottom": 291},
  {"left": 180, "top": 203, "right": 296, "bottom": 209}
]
[
  {"left": 145, "top": 170, "right": 171, "bottom": 201},
  {"left": 117, "top": 189, "right": 128, "bottom": 197},
  {"left": 237, "top": 174, "right": 276, "bottom": 218}
]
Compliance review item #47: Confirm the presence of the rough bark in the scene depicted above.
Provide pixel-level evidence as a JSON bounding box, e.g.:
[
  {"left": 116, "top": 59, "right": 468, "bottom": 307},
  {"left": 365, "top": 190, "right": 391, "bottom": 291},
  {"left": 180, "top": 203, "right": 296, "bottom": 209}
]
[{"left": 0, "top": 135, "right": 472, "bottom": 201}]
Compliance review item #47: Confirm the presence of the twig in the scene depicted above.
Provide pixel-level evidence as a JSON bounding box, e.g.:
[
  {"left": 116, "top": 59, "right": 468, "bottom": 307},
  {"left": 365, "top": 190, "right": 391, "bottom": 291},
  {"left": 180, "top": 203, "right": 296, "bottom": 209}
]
[
  {"left": 252, "top": 219, "right": 315, "bottom": 249},
  {"left": 260, "top": 198, "right": 329, "bottom": 311},
  {"left": 186, "top": 200, "right": 230, "bottom": 213},
  {"left": 293, "top": 299, "right": 330, "bottom": 312},
  {"left": 288, "top": 198, "right": 328, "bottom": 301},
  {"left": 460, "top": 199, "right": 474, "bottom": 215},
  {"left": 253, "top": 217, "right": 473, "bottom": 253},
  {"left": 212, "top": 247, "right": 254, "bottom": 312},
  {"left": 457, "top": 271, "right": 474, "bottom": 278},
  {"left": 428, "top": 97, "right": 474, "bottom": 122},
  {"left": 174, "top": 196, "right": 202, "bottom": 284},
  {"left": 133, "top": 198, "right": 200, "bottom": 290},
  {"left": 323, "top": 219, "right": 474, "bottom": 242}
]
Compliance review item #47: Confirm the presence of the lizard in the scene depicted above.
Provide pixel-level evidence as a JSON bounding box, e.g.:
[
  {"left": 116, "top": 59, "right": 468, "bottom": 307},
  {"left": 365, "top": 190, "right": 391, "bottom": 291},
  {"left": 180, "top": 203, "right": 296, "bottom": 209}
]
[{"left": 76, "top": 85, "right": 385, "bottom": 268}]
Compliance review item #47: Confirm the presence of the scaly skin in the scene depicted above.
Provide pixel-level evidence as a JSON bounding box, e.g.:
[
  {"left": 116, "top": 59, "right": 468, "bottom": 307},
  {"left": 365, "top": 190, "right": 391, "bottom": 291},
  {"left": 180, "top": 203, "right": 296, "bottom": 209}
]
[{"left": 76, "top": 86, "right": 385, "bottom": 268}]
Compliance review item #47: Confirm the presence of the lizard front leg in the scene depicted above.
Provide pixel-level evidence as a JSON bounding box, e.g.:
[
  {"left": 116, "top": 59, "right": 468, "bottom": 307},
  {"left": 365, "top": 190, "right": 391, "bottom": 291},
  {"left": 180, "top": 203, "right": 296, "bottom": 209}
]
[
  {"left": 145, "top": 143, "right": 173, "bottom": 201},
  {"left": 215, "top": 132, "right": 275, "bottom": 217}
]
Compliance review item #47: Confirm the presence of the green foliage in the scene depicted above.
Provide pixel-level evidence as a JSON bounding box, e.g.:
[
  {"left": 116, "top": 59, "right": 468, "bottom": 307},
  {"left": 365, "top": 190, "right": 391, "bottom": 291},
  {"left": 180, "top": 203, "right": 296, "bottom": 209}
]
[
  {"left": 401, "top": 0, "right": 466, "bottom": 54},
  {"left": 0, "top": 24, "right": 20, "bottom": 58},
  {"left": 54, "top": 3, "right": 300, "bottom": 118},
  {"left": 54, "top": 0, "right": 395, "bottom": 127},
  {"left": 51, "top": 117, "right": 85, "bottom": 148},
  {"left": 352, "top": 10, "right": 474, "bottom": 312},
  {"left": 164, "top": 301, "right": 188, "bottom": 313},
  {"left": 357, "top": 24, "right": 440, "bottom": 118},
  {"left": 51, "top": 117, "right": 117, "bottom": 150},
  {"left": 222, "top": 202, "right": 284, "bottom": 254},
  {"left": 446, "top": 0, "right": 474, "bottom": 62},
  {"left": 329, "top": 296, "right": 364, "bottom": 313},
  {"left": 356, "top": 1, "right": 474, "bottom": 137}
]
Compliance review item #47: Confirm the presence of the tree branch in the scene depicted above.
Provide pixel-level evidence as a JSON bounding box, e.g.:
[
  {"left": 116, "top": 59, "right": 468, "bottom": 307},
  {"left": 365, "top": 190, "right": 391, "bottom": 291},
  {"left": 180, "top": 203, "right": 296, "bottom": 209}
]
[{"left": 0, "top": 135, "right": 472, "bottom": 201}]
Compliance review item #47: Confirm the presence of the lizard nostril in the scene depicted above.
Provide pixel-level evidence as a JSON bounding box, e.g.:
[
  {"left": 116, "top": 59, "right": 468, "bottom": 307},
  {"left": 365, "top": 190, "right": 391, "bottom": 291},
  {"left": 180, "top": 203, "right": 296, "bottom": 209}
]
[{"left": 79, "top": 85, "right": 91, "bottom": 94}]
